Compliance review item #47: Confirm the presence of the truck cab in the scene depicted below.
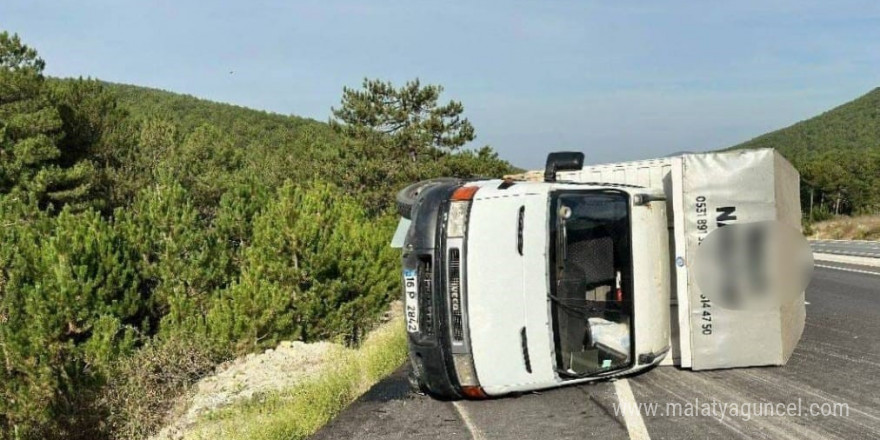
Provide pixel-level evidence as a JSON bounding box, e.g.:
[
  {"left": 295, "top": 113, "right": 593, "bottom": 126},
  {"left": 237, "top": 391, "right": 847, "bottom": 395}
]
[{"left": 399, "top": 153, "right": 671, "bottom": 398}]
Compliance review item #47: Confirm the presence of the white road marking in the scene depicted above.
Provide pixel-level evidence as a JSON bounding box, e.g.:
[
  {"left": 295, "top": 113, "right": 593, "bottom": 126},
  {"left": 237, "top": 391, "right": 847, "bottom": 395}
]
[
  {"left": 810, "top": 239, "right": 880, "bottom": 243},
  {"left": 804, "top": 301, "right": 811, "bottom": 305},
  {"left": 614, "top": 379, "right": 652, "bottom": 440},
  {"left": 813, "top": 252, "right": 880, "bottom": 267},
  {"left": 815, "top": 264, "right": 880, "bottom": 277},
  {"left": 453, "top": 401, "right": 486, "bottom": 440}
]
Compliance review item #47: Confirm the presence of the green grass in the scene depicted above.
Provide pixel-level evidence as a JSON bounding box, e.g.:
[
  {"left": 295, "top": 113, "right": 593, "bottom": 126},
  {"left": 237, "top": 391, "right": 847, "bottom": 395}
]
[{"left": 181, "top": 316, "right": 408, "bottom": 440}]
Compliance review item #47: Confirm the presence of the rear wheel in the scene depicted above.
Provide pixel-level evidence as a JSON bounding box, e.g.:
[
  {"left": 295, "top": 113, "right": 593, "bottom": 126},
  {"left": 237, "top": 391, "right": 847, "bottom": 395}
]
[{"left": 396, "top": 177, "right": 460, "bottom": 219}]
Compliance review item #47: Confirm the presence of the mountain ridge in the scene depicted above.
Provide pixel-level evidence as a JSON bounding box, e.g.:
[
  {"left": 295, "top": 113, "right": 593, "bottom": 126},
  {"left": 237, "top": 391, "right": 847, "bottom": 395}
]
[{"left": 728, "top": 86, "right": 880, "bottom": 215}]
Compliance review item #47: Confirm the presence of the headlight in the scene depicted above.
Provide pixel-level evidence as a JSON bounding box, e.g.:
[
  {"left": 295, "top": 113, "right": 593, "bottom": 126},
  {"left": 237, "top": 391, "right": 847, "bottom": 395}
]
[{"left": 447, "top": 201, "right": 469, "bottom": 238}]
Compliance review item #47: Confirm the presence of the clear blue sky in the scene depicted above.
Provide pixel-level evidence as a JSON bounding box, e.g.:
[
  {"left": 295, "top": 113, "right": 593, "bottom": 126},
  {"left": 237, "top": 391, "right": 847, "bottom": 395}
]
[{"left": 2, "top": 1, "right": 878, "bottom": 167}]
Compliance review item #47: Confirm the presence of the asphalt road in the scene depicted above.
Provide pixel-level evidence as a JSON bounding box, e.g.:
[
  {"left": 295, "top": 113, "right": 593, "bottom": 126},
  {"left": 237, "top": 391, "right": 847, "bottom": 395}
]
[
  {"left": 811, "top": 239, "right": 880, "bottom": 258},
  {"left": 311, "top": 263, "right": 880, "bottom": 440}
]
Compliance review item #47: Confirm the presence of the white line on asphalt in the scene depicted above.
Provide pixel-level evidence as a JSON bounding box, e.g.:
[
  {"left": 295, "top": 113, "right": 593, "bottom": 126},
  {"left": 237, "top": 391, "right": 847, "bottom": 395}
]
[
  {"left": 613, "top": 379, "right": 651, "bottom": 440},
  {"left": 815, "top": 264, "right": 880, "bottom": 276},
  {"left": 813, "top": 252, "right": 880, "bottom": 267},
  {"left": 452, "top": 401, "right": 486, "bottom": 440},
  {"left": 805, "top": 301, "right": 811, "bottom": 305},
  {"left": 810, "top": 239, "right": 880, "bottom": 243}
]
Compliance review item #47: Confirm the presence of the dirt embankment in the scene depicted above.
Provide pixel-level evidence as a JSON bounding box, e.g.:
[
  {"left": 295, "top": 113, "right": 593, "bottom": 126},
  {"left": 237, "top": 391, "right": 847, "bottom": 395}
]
[{"left": 151, "top": 302, "right": 403, "bottom": 440}]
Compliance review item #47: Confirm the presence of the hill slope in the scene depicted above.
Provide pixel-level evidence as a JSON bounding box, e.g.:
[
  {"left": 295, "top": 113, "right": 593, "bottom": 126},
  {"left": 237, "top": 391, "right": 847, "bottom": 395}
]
[
  {"left": 92, "top": 81, "right": 515, "bottom": 214},
  {"left": 731, "top": 87, "right": 880, "bottom": 158},
  {"left": 106, "top": 82, "right": 335, "bottom": 153},
  {"left": 2, "top": 69, "right": 514, "bottom": 439},
  {"left": 730, "top": 87, "right": 880, "bottom": 216}
]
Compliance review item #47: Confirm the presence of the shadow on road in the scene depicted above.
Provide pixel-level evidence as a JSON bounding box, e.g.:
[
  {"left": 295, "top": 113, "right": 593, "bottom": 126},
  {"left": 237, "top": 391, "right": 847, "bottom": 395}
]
[{"left": 360, "top": 366, "right": 412, "bottom": 403}]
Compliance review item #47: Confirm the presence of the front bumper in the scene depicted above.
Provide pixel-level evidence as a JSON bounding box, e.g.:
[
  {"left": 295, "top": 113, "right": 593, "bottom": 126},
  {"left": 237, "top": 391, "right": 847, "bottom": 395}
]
[{"left": 401, "top": 183, "right": 464, "bottom": 399}]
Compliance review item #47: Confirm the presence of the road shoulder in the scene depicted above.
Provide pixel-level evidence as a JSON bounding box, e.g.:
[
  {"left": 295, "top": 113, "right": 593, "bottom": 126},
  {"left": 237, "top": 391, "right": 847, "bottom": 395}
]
[{"left": 309, "top": 367, "right": 469, "bottom": 439}]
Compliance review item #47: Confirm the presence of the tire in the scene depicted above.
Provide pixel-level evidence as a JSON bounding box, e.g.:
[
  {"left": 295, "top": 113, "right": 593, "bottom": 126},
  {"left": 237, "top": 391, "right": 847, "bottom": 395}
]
[
  {"left": 395, "top": 177, "right": 460, "bottom": 219},
  {"left": 407, "top": 363, "right": 427, "bottom": 395}
]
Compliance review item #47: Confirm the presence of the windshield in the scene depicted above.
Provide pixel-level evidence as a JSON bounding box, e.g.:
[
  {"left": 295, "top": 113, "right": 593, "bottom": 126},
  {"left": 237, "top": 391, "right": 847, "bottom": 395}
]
[{"left": 549, "top": 190, "right": 633, "bottom": 378}]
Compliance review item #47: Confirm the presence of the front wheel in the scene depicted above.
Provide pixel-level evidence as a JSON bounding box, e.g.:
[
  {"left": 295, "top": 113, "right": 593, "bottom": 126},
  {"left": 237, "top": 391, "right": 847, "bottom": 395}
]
[
  {"left": 407, "top": 362, "right": 426, "bottom": 395},
  {"left": 395, "top": 177, "right": 460, "bottom": 219}
]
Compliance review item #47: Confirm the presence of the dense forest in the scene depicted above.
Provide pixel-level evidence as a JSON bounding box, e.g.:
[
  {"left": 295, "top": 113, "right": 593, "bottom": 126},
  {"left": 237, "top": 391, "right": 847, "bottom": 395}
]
[
  {"left": 729, "top": 87, "right": 880, "bottom": 219},
  {"left": 0, "top": 32, "right": 512, "bottom": 440}
]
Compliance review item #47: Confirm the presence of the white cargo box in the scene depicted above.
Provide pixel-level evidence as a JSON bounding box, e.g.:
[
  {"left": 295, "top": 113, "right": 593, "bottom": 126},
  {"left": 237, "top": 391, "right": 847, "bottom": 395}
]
[{"left": 558, "top": 148, "right": 805, "bottom": 370}]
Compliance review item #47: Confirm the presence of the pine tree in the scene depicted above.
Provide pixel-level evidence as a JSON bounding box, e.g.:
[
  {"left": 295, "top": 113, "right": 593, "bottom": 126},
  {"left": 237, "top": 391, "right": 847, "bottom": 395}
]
[
  {"left": 206, "top": 182, "right": 397, "bottom": 350},
  {"left": 0, "top": 32, "right": 95, "bottom": 211},
  {"left": 52, "top": 77, "right": 133, "bottom": 211},
  {"left": 330, "top": 78, "right": 476, "bottom": 161},
  {"left": 0, "top": 200, "right": 143, "bottom": 438}
]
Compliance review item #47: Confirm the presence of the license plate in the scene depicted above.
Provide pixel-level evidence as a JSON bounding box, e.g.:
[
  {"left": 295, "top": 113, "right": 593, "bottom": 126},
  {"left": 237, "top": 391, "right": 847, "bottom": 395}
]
[{"left": 404, "top": 269, "right": 419, "bottom": 333}]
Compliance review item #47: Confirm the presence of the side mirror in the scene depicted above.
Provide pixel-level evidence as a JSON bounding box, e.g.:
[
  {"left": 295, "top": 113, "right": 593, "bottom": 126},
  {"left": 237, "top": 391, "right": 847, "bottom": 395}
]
[{"left": 544, "top": 151, "right": 585, "bottom": 182}]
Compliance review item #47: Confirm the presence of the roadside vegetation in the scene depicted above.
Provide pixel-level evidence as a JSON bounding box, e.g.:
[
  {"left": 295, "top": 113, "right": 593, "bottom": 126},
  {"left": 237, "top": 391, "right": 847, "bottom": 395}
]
[
  {"left": 808, "top": 215, "right": 880, "bottom": 241},
  {"left": 0, "top": 31, "right": 511, "bottom": 440},
  {"left": 179, "top": 311, "right": 407, "bottom": 440}
]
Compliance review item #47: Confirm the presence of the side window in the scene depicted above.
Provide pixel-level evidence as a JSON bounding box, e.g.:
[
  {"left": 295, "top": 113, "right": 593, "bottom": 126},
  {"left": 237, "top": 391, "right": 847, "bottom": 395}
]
[{"left": 550, "top": 191, "right": 633, "bottom": 377}]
